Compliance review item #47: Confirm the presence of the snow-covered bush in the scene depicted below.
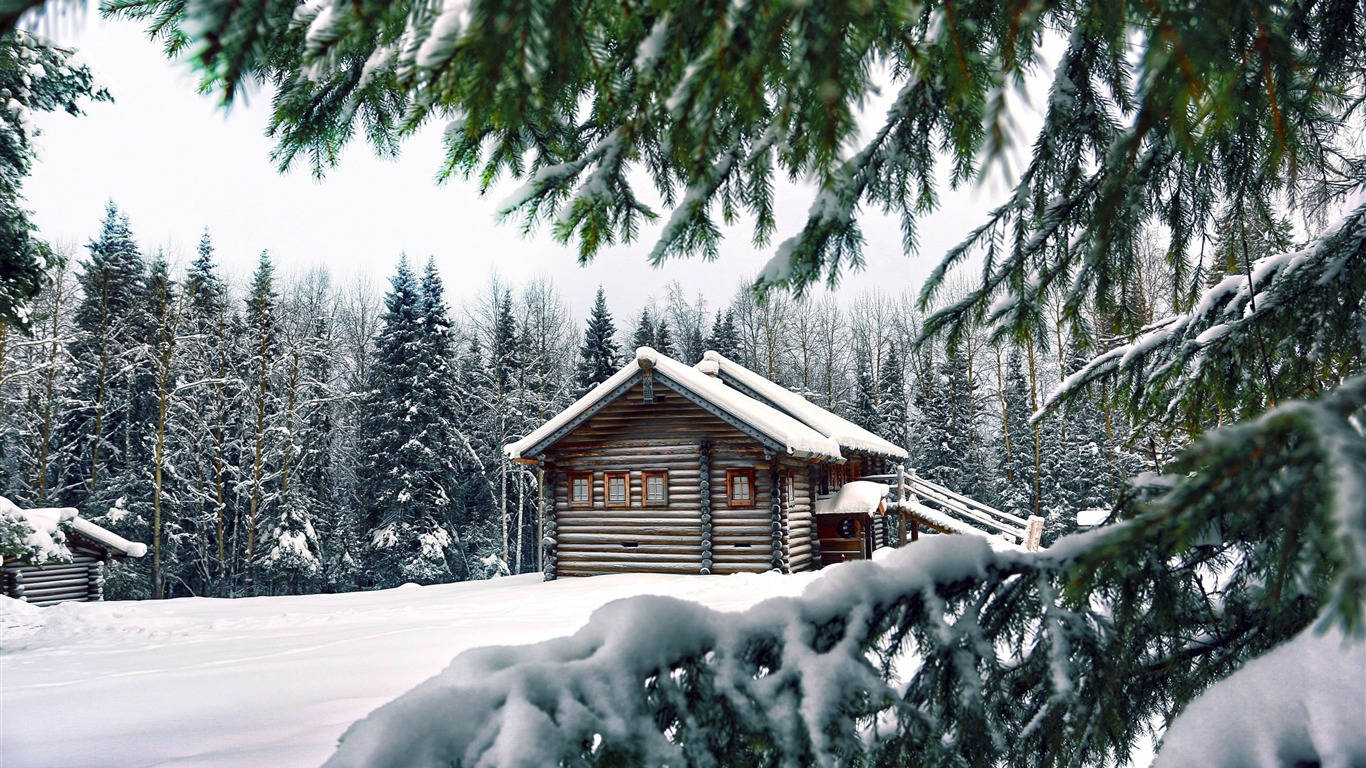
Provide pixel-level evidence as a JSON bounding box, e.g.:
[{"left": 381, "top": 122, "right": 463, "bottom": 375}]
[{"left": 0, "top": 496, "right": 72, "bottom": 566}]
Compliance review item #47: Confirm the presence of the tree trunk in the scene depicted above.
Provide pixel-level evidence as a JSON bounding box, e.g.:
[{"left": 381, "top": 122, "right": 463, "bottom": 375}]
[
  {"left": 1026, "top": 337, "right": 1042, "bottom": 518},
  {"left": 994, "top": 344, "right": 1012, "bottom": 481}
]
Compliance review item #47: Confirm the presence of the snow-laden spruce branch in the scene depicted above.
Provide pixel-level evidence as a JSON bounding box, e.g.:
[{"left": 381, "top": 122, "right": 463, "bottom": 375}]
[{"left": 1039, "top": 192, "right": 1365, "bottom": 429}]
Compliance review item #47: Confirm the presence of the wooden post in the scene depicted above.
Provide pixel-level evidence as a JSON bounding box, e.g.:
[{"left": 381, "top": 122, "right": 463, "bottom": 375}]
[
  {"left": 699, "top": 440, "right": 713, "bottom": 575},
  {"left": 536, "top": 459, "right": 545, "bottom": 574},
  {"left": 1025, "top": 515, "right": 1045, "bottom": 551},
  {"left": 543, "top": 471, "right": 558, "bottom": 581},
  {"left": 911, "top": 518, "right": 919, "bottom": 542},
  {"left": 895, "top": 466, "right": 908, "bottom": 546}
]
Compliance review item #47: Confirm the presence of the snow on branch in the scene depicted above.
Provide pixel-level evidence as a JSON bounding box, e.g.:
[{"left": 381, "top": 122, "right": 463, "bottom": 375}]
[
  {"left": 324, "top": 536, "right": 1020, "bottom": 768},
  {"left": 1040, "top": 190, "right": 1366, "bottom": 424}
]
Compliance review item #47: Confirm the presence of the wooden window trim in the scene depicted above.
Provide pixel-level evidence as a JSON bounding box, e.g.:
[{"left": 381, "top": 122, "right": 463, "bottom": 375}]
[
  {"left": 642, "top": 470, "right": 669, "bottom": 506},
  {"left": 726, "top": 468, "right": 756, "bottom": 509},
  {"left": 604, "top": 471, "right": 630, "bottom": 508},
  {"left": 569, "top": 472, "right": 594, "bottom": 508}
]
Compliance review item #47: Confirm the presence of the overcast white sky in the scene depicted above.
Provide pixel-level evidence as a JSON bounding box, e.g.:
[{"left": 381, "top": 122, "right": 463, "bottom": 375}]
[{"left": 25, "top": 17, "right": 1037, "bottom": 320}]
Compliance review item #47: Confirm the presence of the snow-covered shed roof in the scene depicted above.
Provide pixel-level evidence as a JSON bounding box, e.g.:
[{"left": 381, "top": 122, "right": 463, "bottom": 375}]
[
  {"left": 1076, "top": 508, "right": 1111, "bottom": 528},
  {"left": 505, "top": 347, "right": 843, "bottom": 461},
  {"left": 813, "top": 481, "right": 890, "bottom": 516},
  {"left": 699, "top": 351, "right": 909, "bottom": 460},
  {"left": 1, "top": 497, "right": 148, "bottom": 560}
]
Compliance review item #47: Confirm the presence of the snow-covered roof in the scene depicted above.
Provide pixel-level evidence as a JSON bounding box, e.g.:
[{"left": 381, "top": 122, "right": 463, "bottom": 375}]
[
  {"left": 1, "top": 497, "right": 147, "bottom": 560},
  {"left": 69, "top": 515, "right": 148, "bottom": 558},
  {"left": 505, "top": 347, "right": 843, "bottom": 461},
  {"left": 813, "top": 481, "right": 890, "bottom": 516},
  {"left": 700, "top": 351, "right": 909, "bottom": 459},
  {"left": 1076, "top": 508, "right": 1111, "bottom": 528}
]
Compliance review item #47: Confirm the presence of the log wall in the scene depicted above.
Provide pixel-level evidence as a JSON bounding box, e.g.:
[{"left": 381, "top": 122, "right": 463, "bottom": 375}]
[
  {"left": 542, "top": 379, "right": 825, "bottom": 577},
  {"left": 2, "top": 546, "right": 106, "bottom": 607}
]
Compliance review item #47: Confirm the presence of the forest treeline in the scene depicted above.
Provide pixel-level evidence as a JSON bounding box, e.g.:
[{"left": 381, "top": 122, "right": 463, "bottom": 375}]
[{"left": 1, "top": 203, "right": 1177, "bottom": 599}]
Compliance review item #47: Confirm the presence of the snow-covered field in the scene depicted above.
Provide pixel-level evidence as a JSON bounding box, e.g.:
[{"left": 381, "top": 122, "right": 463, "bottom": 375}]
[{"left": 0, "top": 571, "right": 820, "bottom": 767}]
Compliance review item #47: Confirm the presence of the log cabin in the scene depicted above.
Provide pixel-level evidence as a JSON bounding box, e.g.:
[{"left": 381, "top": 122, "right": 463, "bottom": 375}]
[
  {"left": 2, "top": 500, "right": 148, "bottom": 606},
  {"left": 505, "top": 347, "right": 908, "bottom": 578}
]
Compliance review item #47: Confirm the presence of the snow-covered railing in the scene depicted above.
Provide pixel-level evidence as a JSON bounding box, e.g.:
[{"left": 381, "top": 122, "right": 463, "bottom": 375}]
[{"left": 863, "top": 468, "right": 1045, "bottom": 551}]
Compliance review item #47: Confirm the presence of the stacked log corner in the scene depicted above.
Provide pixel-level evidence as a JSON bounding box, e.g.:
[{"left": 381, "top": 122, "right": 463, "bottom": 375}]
[
  {"left": 769, "top": 464, "right": 784, "bottom": 571},
  {"left": 699, "top": 440, "right": 713, "bottom": 574}
]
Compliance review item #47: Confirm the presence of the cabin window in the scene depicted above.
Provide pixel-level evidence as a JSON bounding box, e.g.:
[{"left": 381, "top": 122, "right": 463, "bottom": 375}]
[
  {"left": 727, "top": 469, "right": 756, "bottom": 508},
  {"left": 643, "top": 471, "right": 668, "bottom": 505},
  {"left": 605, "top": 472, "right": 629, "bottom": 508},
  {"left": 569, "top": 472, "right": 593, "bottom": 507},
  {"left": 786, "top": 472, "right": 795, "bottom": 507}
]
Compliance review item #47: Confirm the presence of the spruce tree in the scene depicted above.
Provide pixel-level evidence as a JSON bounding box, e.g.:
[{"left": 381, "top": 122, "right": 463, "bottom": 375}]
[
  {"left": 417, "top": 258, "right": 470, "bottom": 576},
  {"left": 241, "top": 250, "right": 278, "bottom": 595},
  {"left": 851, "top": 346, "right": 877, "bottom": 433},
  {"left": 575, "top": 286, "right": 620, "bottom": 393},
  {"left": 175, "top": 230, "right": 238, "bottom": 595},
  {"left": 875, "top": 342, "right": 908, "bottom": 451},
  {"left": 652, "top": 318, "right": 676, "bottom": 358},
  {"left": 142, "top": 253, "right": 187, "bottom": 599},
  {"left": 0, "top": 31, "right": 109, "bottom": 329},
  {"left": 59, "top": 203, "right": 151, "bottom": 598},
  {"left": 363, "top": 258, "right": 456, "bottom": 587},
  {"left": 706, "top": 309, "right": 741, "bottom": 360},
  {"left": 997, "top": 348, "right": 1037, "bottom": 519},
  {"left": 489, "top": 289, "right": 525, "bottom": 570},
  {"left": 629, "top": 308, "right": 654, "bottom": 351}
]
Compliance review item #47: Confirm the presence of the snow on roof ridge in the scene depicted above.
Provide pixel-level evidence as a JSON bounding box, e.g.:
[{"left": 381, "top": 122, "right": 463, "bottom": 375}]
[
  {"left": 699, "top": 351, "right": 909, "bottom": 459},
  {"left": 506, "top": 348, "right": 842, "bottom": 460}
]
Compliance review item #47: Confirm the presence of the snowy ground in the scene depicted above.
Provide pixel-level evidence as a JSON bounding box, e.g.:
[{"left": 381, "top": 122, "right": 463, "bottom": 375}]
[{"left": 0, "top": 571, "right": 821, "bottom": 767}]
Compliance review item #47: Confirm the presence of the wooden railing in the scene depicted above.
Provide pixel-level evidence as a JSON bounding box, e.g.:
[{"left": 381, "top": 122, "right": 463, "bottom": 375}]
[{"left": 861, "top": 467, "right": 1045, "bottom": 551}]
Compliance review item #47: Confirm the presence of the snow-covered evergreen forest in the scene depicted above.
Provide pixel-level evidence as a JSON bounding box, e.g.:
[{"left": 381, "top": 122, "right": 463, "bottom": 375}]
[{"left": 0, "top": 200, "right": 1190, "bottom": 600}]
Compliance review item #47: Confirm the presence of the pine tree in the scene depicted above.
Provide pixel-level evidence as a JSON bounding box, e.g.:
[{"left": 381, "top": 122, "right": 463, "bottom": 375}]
[{"left": 575, "top": 286, "right": 620, "bottom": 393}]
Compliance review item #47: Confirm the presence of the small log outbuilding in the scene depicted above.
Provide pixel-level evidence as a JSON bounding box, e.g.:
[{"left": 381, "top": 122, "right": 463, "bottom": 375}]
[
  {"left": 2, "top": 499, "right": 148, "bottom": 606},
  {"left": 505, "top": 347, "right": 908, "bottom": 578}
]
